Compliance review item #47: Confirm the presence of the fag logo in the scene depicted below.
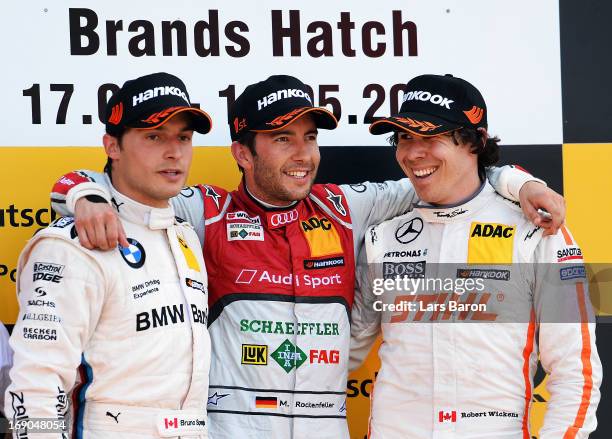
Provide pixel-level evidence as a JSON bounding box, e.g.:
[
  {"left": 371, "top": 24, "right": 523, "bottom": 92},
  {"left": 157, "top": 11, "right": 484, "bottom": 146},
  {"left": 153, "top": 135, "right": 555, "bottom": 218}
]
[
  {"left": 242, "top": 344, "right": 268, "bottom": 365},
  {"left": 309, "top": 349, "right": 339, "bottom": 364},
  {"left": 463, "top": 106, "right": 484, "bottom": 124}
]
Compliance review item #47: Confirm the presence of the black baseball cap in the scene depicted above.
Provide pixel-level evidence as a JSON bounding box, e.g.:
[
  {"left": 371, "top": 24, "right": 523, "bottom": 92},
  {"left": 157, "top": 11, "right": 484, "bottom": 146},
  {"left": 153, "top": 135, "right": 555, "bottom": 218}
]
[
  {"left": 105, "top": 72, "right": 212, "bottom": 136},
  {"left": 370, "top": 74, "right": 487, "bottom": 137},
  {"left": 228, "top": 75, "right": 338, "bottom": 141}
]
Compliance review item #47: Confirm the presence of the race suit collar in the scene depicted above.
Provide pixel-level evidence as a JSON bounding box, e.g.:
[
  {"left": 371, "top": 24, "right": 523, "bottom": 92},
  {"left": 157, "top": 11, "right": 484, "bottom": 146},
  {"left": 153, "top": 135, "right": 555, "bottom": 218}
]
[
  {"left": 415, "top": 181, "right": 494, "bottom": 223},
  {"left": 106, "top": 175, "right": 176, "bottom": 230},
  {"left": 236, "top": 179, "right": 303, "bottom": 229}
]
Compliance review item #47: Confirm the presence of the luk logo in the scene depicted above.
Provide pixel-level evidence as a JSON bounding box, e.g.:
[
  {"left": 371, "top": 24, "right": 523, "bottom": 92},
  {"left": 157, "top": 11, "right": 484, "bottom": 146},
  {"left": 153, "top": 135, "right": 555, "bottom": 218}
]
[
  {"left": 119, "top": 238, "right": 146, "bottom": 269},
  {"left": 272, "top": 339, "right": 307, "bottom": 373},
  {"left": 267, "top": 209, "right": 299, "bottom": 228},
  {"left": 403, "top": 90, "right": 454, "bottom": 109},
  {"left": 242, "top": 344, "right": 268, "bottom": 365}
]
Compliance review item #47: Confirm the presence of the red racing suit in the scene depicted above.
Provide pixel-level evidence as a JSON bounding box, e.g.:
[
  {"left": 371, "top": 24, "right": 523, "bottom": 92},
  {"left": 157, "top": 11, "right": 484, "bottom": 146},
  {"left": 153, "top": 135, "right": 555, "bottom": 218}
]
[{"left": 49, "top": 167, "right": 535, "bottom": 438}]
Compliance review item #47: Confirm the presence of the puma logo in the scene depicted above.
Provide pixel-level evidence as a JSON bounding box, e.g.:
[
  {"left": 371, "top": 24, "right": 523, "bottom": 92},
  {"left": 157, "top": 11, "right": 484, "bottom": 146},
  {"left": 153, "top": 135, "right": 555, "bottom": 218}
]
[{"left": 106, "top": 411, "right": 121, "bottom": 423}]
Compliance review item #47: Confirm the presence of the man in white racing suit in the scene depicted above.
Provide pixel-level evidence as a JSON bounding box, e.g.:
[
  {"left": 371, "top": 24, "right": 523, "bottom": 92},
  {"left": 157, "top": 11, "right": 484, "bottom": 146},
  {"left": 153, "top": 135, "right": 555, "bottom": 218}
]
[
  {"left": 4, "top": 72, "right": 212, "bottom": 438},
  {"left": 350, "top": 73, "right": 602, "bottom": 438},
  {"left": 46, "top": 75, "right": 565, "bottom": 439}
]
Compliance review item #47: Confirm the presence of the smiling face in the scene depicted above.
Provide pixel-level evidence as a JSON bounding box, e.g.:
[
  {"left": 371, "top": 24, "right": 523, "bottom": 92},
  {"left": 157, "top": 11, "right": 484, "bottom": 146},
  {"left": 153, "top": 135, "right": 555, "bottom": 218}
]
[
  {"left": 233, "top": 115, "right": 320, "bottom": 205},
  {"left": 395, "top": 131, "right": 481, "bottom": 205},
  {"left": 104, "top": 113, "right": 194, "bottom": 207}
]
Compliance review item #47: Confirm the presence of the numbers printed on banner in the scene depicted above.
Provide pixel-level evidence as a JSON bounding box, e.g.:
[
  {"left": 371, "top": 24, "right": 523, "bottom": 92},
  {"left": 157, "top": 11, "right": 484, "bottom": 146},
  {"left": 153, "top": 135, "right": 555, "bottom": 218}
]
[{"left": 22, "top": 82, "right": 407, "bottom": 127}]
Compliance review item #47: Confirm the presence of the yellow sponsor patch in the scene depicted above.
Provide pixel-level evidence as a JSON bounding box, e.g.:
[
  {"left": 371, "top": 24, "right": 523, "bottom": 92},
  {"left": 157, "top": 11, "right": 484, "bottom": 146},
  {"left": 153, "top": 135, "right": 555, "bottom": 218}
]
[
  {"left": 178, "top": 235, "right": 201, "bottom": 272},
  {"left": 242, "top": 344, "right": 268, "bottom": 365},
  {"left": 468, "top": 222, "right": 515, "bottom": 264},
  {"left": 300, "top": 217, "right": 343, "bottom": 258}
]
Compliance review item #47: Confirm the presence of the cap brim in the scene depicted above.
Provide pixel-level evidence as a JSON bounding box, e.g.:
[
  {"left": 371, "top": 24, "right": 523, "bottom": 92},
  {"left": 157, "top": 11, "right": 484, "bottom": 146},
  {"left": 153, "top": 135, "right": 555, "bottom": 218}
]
[
  {"left": 369, "top": 112, "right": 461, "bottom": 137},
  {"left": 133, "top": 106, "right": 213, "bottom": 134},
  {"left": 252, "top": 107, "right": 338, "bottom": 133}
]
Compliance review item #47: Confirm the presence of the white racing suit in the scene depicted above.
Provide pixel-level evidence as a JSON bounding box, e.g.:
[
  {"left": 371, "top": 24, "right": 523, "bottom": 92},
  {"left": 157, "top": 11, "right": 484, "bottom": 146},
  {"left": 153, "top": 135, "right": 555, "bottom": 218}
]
[
  {"left": 5, "top": 182, "right": 211, "bottom": 438},
  {"left": 49, "top": 167, "right": 538, "bottom": 439},
  {"left": 351, "top": 182, "right": 602, "bottom": 439}
]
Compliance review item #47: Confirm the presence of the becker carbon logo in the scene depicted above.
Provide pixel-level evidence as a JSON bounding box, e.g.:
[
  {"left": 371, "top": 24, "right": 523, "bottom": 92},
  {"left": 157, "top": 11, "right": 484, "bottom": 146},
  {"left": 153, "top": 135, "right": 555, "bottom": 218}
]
[
  {"left": 395, "top": 218, "right": 423, "bottom": 244},
  {"left": 119, "top": 238, "right": 146, "bottom": 269}
]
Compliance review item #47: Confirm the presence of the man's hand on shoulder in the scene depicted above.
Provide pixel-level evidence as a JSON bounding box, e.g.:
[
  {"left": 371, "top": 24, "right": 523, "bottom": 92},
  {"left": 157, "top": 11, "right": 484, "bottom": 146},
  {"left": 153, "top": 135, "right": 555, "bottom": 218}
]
[
  {"left": 519, "top": 181, "right": 566, "bottom": 236},
  {"left": 74, "top": 198, "right": 128, "bottom": 250}
]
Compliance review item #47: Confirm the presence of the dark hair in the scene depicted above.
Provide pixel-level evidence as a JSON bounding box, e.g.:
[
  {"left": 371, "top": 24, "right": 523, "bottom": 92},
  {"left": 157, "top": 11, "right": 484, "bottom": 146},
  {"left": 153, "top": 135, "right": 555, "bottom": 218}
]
[
  {"left": 388, "top": 128, "right": 500, "bottom": 173},
  {"left": 236, "top": 131, "right": 257, "bottom": 173}
]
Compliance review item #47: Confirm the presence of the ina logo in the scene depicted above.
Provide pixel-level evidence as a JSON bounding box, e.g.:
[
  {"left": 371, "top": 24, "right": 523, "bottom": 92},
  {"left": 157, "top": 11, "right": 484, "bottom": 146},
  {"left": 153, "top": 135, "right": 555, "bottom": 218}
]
[{"left": 271, "top": 339, "right": 307, "bottom": 373}]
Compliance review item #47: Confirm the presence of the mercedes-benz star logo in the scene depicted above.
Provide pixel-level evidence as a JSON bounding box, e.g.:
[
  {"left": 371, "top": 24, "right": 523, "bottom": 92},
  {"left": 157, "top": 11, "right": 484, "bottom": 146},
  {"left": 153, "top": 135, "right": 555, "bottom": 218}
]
[{"left": 395, "top": 217, "right": 423, "bottom": 244}]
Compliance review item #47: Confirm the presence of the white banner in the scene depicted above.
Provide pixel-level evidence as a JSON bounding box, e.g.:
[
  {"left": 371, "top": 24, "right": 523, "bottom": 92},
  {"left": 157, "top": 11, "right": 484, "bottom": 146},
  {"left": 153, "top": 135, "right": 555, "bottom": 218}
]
[{"left": 3, "top": 0, "right": 562, "bottom": 146}]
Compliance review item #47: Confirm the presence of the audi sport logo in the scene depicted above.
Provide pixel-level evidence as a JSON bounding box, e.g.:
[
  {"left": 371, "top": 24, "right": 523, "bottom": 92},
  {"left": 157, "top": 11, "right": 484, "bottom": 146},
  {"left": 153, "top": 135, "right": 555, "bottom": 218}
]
[{"left": 268, "top": 209, "right": 299, "bottom": 228}]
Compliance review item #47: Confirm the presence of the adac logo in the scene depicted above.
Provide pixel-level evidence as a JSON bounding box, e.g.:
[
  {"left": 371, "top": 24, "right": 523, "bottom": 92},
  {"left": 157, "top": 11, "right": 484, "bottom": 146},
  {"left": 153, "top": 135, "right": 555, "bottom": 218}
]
[
  {"left": 301, "top": 216, "right": 343, "bottom": 258},
  {"left": 470, "top": 223, "right": 514, "bottom": 238},
  {"left": 119, "top": 238, "right": 146, "bottom": 269},
  {"left": 468, "top": 222, "right": 515, "bottom": 264},
  {"left": 271, "top": 339, "right": 307, "bottom": 373},
  {"left": 242, "top": 344, "right": 268, "bottom": 365},
  {"left": 178, "top": 236, "right": 200, "bottom": 272}
]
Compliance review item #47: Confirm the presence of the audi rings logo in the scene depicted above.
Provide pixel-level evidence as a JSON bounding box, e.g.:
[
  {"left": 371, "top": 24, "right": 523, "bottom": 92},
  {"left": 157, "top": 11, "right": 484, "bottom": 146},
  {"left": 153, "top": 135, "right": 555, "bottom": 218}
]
[
  {"left": 395, "top": 218, "right": 423, "bottom": 244},
  {"left": 268, "top": 209, "right": 299, "bottom": 228}
]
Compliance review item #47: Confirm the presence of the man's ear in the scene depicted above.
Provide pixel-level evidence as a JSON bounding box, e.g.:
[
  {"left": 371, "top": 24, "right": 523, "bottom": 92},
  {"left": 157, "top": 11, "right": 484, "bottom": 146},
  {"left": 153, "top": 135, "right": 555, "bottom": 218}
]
[
  {"left": 103, "top": 133, "right": 121, "bottom": 160},
  {"left": 231, "top": 141, "right": 254, "bottom": 171}
]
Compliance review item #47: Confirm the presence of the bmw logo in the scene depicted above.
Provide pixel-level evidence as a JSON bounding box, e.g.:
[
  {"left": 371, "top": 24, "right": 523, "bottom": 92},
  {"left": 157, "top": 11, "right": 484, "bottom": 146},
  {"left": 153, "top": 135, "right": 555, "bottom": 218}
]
[{"left": 118, "top": 238, "right": 146, "bottom": 269}]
